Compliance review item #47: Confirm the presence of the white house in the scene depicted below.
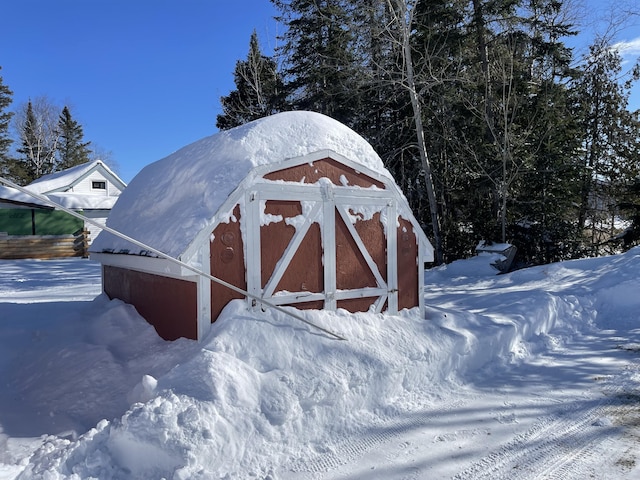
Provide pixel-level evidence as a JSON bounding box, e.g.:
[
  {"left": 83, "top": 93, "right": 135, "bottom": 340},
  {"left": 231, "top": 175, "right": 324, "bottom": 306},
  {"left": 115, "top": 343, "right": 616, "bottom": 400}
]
[{"left": 24, "top": 160, "right": 127, "bottom": 242}]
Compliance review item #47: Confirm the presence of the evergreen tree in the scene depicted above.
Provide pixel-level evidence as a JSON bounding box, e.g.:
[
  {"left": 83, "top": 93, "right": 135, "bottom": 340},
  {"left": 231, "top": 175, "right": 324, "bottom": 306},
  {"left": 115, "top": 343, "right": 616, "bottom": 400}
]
[
  {"left": 432, "top": 0, "right": 582, "bottom": 264},
  {"left": 272, "top": 0, "right": 361, "bottom": 125},
  {"left": 0, "top": 67, "right": 13, "bottom": 173},
  {"left": 616, "top": 178, "right": 640, "bottom": 251},
  {"left": 573, "top": 37, "right": 640, "bottom": 256},
  {"left": 506, "top": 0, "right": 583, "bottom": 264},
  {"left": 216, "top": 31, "right": 286, "bottom": 130},
  {"left": 57, "top": 106, "right": 92, "bottom": 170}
]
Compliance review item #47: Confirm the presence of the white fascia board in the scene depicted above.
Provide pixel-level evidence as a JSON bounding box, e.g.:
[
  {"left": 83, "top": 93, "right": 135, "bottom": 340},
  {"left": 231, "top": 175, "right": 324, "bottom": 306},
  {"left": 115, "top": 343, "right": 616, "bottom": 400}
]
[
  {"left": 66, "top": 162, "right": 127, "bottom": 193},
  {"left": 90, "top": 252, "right": 197, "bottom": 281},
  {"left": 421, "top": 236, "right": 435, "bottom": 263}
]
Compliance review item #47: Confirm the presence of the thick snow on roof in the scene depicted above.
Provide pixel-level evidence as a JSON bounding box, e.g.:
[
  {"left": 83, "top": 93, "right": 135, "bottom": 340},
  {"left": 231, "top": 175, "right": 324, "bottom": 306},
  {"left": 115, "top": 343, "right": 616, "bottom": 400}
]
[
  {"left": 47, "top": 192, "right": 119, "bottom": 210},
  {"left": 92, "top": 111, "right": 393, "bottom": 258},
  {"left": 26, "top": 160, "right": 120, "bottom": 194},
  {"left": 0, "top": 185, "right": 50, "bottom": 207}
]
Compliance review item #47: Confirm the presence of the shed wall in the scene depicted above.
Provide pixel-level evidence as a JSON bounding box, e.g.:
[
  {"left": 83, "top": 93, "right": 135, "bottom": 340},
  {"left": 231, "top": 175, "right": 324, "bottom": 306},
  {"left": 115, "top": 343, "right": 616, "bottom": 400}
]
[
  {"left": 210, "top": 205, "right": 246, "bottom": 320},
  {"left": 103, "top": 265, "right": 198, "bottom": 340},
  {"left": 397, "top": 217, "right": 419, "bottom": 310}
]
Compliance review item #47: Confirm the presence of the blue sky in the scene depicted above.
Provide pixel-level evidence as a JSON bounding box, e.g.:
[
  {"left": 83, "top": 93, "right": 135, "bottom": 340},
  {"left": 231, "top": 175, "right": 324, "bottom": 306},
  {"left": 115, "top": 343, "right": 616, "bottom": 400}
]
[
  {"left": 2, "top": 1, "right": 279, "bottom": 182},
  {"left": 2, "top": 0, "right": 639, "bottom": 184}
]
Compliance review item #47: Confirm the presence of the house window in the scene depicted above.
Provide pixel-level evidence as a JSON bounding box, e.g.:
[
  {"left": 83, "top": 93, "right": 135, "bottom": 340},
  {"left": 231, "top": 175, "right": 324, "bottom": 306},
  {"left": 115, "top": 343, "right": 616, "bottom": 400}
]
[{"left": 92, "top": 181, "right": 106, "bottom": 190}]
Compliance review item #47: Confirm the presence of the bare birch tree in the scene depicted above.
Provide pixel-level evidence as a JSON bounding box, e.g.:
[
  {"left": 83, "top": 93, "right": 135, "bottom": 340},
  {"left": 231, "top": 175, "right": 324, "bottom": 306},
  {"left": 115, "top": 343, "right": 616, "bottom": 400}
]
[
  {"left": 15, "top": 96, "right": 60, "bottom": 183},
  {"left": 383, "top": 0, "right": 444, "bottom": 264}
]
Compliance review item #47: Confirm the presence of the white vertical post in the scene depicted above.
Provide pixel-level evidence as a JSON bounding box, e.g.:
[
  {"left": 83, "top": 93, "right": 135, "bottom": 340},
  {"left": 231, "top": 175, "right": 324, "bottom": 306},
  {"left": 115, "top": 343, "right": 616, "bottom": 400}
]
[
  {"left": 245, "top": 190, "right": 262, "bottom": 307},
  {"left": 321, "top": 182, "right": 337, "bottom": 310},
  {"left": 196, "top": 244, "right": 211, "bottom": 340},
  {"left": 386, "top": 199, "right": 398, "bottom": 314}
]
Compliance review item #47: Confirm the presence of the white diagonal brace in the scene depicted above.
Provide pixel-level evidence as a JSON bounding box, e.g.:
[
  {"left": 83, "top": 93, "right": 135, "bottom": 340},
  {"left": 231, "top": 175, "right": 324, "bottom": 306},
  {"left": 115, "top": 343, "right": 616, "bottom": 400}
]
[
  {"left": 335, "top": 204, "right": 387, "bottom": 289},
  {"left": 263, "top": 201, "right": 322, "bottom": 298}
]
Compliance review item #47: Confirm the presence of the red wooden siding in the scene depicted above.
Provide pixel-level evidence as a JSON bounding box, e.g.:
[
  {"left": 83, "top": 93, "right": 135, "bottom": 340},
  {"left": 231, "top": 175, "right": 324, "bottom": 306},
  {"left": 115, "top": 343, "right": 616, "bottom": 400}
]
[
  {"left": 397, "top": 218, "right": 419, "bottom": 310},
  {"left": 264, "top": 157, "right": 386, "bottom": 189},
  {"left": 103, "top": 265, "right": 198, "bottom": 340},
  {"left": 261, "top": 200, "right": 324, "bottom": 294},
  {"left": 210, "top": 205, "right": 246, "bottom": 320}
]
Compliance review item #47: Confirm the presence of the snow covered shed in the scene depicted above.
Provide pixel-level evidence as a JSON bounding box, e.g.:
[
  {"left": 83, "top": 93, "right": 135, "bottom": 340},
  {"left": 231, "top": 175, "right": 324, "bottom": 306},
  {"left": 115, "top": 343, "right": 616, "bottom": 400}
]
[{"left": 90, "top": 111, "right": 434, "bottom": 341}]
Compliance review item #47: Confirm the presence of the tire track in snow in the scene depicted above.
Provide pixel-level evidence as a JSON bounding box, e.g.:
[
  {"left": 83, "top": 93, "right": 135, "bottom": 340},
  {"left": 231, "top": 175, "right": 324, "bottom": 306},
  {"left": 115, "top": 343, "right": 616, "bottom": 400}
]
[
  {"left": 284, "top": 399, "right": 469, "bottom": 478},
  {"left": 450, "top": 393, "right": 625, "bottom": 480}
]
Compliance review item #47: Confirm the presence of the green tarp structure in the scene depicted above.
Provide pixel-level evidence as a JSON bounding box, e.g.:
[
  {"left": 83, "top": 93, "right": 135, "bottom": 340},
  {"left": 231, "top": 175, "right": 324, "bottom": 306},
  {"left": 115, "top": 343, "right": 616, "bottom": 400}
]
[{"left": 0, "top": 208, "right": 83, "bottom": 235}]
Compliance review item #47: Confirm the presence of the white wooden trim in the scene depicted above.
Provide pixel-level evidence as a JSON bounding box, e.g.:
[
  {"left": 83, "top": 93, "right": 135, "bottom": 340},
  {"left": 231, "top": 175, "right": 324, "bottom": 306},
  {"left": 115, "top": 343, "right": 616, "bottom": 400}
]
[
  {"left": 266, "top": 292, "right": 326, "bottom": 305},
  {"left": 373, "top": 293, "right": 388, "bottom": 313},
  {"left": 90, "top": 251, "right": 196, "bottom": 280},
  {"left": 268, "top": 287, "right": 388, "bottom": 306},
  {"left": 386, "top": 200, "right": 399, "bottom": 314},
  {"left": 245, "top": 189, "right": 262, "bottom": 306},
  {"left": 253, "top": 182, "right": 324, "bottom": 201},
  {"left": 196, "top": 244, "right": 211, "bottom": 340},
  {"left": 334, "top": 287, "right": 387, "bottom": 300},
  {"left": 418, "top": 236, "right": 426, "bottom": 316},
  {"left": 321, "top": 182, "right": 337, "bottom": 310}
]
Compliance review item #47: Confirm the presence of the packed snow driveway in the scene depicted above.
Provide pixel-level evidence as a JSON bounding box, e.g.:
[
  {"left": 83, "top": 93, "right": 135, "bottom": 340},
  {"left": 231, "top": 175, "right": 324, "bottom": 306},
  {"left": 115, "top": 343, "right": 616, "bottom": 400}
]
[
  {"left": 1, "top": 249, "right": 640, "bottom": 479},
  {"left": 279, "top": 252, "right": 640, "bottom": 479}
]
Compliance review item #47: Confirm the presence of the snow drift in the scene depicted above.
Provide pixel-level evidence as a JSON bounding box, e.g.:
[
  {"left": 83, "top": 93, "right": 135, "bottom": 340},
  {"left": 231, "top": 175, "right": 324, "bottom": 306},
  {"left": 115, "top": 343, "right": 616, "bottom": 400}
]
[{"left": 2, "top": 248, "right": 640, "bottom": 479}]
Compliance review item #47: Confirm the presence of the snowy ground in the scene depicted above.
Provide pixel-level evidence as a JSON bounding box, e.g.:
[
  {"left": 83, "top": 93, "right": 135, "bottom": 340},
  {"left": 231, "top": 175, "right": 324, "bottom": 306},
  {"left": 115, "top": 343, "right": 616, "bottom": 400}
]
[{"left": 1, "top": 249, "right": 640, "bottom": 479}]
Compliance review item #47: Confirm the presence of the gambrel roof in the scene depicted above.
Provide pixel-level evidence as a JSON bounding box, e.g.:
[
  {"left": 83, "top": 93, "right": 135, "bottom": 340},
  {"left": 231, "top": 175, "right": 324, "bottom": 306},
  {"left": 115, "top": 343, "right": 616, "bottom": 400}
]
[{"left": 91, "top": 111, "right": 414, "bottom": 260}]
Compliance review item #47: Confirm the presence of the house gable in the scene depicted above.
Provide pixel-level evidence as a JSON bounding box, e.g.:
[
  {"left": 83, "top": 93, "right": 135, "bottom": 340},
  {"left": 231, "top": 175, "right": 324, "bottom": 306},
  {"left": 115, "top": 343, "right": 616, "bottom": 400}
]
[{"left": 26, "top": 160, "right": 126, "bottom": 196}]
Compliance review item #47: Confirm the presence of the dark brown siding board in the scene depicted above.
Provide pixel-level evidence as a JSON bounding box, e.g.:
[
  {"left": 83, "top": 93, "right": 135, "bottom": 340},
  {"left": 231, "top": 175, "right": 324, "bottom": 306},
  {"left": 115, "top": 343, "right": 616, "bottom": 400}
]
[
  {"left": 264, "top": 158, "right": 386, "bottom": 189},
  {"left": 259, "top": 199, "right": 324, "bottom": 295},
  {"left": 103, "top": 265, "right": 198, "bottom": 341},
  {"left": 335, "top": 211, "right": 379, "bottom": 290},
  {"left": 397, "top": 217, "right": 419, "bottom": 310},
  {"left": 274, "top": 222, "right": 324, "bottom": 294},
  {"left": 210, "top": 205, "right": 247, "bottom": 321},
  {"left": 260, "top": 201, "right": 301, "bottom": 289}
]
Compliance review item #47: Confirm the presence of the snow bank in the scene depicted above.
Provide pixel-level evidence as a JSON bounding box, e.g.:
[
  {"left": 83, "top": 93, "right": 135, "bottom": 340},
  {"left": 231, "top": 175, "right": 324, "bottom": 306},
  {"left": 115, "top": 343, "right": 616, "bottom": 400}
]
[
  {"left": 91, "top": 111, "right": 391, "bottom": 258},
  {"left": 15, "top": 301, "right": 461, "bottom": 479},
  {"left": 4, "top": 248, "right": 640, "bottom": 479}
]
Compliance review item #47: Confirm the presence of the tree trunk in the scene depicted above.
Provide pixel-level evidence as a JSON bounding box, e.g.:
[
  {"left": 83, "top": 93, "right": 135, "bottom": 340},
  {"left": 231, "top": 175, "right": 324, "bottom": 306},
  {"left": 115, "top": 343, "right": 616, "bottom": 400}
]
[{"left": 396, "top": 0, "right": 444, "bottom": 264}]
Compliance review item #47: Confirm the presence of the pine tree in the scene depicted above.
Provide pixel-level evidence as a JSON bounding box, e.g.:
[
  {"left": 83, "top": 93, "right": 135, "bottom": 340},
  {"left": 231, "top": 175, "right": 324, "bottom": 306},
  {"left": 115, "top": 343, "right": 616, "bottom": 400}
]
[
  {"left": 16, "top": 101, "right": 44, "bottom": 184},
  {"left": 57, "top": 106, "right": 92, "bottom": 170},
  {"left": 574, "top": 36, "right": 640, "bottom": 256},
  {"left": 272, "top": 0, "right": 360, "bottom": 125},
  {"left": 216, "top": 31, "right": 286, "bottom": 130},
  {"left": 0, "top": 67, "right": 13, "bottom": 170},
  {"left": 616, "top": 178, "right": 640, "bottom": 251}
]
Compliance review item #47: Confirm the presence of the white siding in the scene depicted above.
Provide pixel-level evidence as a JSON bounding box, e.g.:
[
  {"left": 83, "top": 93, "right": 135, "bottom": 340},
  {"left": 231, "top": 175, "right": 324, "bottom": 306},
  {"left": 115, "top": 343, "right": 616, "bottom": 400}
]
[
  {"left": 82, "top": 210, "right": 109, "bottom": 244},
  {"left": 68, "top": 173, "right": 123, "bottom": 197}
]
